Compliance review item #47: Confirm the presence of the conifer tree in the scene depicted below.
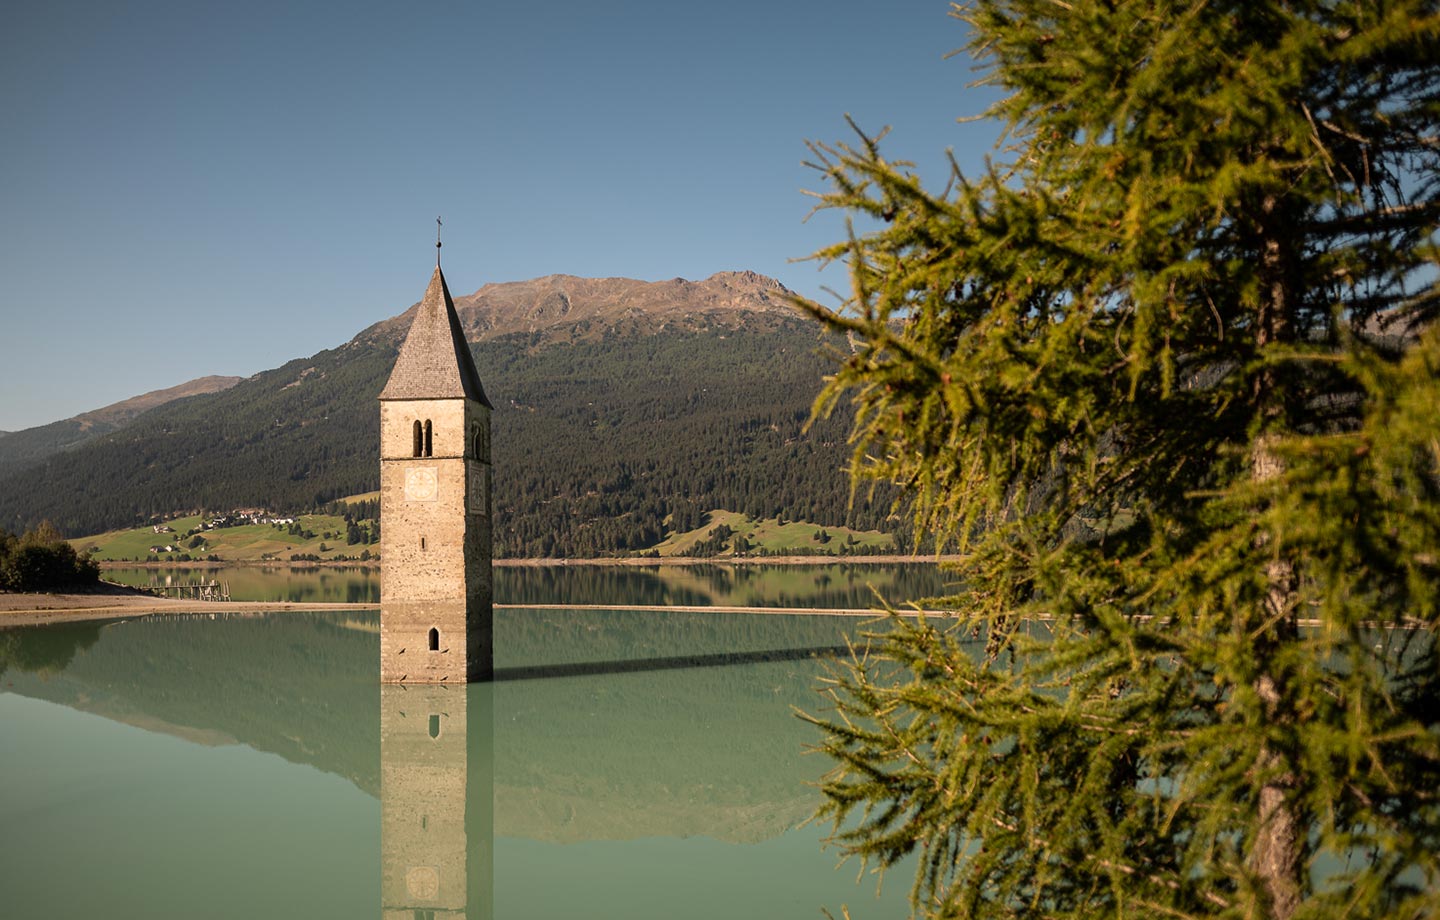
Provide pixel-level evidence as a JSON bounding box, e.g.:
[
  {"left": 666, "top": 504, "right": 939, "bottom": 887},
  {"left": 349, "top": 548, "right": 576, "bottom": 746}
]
[{"left": 796, "top": 3, "right": 1440, "bottom": 918}]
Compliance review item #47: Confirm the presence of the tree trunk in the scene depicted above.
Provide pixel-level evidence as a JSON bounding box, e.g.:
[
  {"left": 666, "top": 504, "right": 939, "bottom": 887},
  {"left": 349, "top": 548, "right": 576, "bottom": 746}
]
[
  {"left": 1252, "top": 675, "right": 1302, "bottom": 920},
  {"left": 1250, "top": 466, "right": 1302, "bottom": 919},
  {"left": 1247, "top": 198, "right": 1304, "bottom": 920}
]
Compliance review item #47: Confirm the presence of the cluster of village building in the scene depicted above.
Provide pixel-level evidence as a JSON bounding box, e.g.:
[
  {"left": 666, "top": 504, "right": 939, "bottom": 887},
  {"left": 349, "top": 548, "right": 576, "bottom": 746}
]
[{"left": 146, "top": 509, "right": 299, "bottom": 554}]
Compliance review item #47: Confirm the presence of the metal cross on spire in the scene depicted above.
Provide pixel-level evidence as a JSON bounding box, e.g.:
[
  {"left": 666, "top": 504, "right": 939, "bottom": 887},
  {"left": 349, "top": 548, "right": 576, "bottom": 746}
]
[{"left": 436, "top": 216, "right": 443, "bottom": 266}]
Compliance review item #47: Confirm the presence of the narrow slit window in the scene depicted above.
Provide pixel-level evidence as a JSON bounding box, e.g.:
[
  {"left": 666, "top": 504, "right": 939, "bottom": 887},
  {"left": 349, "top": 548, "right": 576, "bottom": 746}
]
[
  {"left": 428, "top": 627, "right": 439, "bottom": 651},
  {"left": 420, "top": 536, "right": 426, "bottom": 551},
  {"left": 423, "top": 420, "right": 433, "bottom": 457},
  {"left": 412, "top": 420, "right": 423, "bottom": 457}
]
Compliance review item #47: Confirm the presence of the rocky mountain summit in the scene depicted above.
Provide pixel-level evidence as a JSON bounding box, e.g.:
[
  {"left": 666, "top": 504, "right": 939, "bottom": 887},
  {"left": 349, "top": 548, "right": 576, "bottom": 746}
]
[
  {"left": 72, "top": 376, "right": 244, "bottom": 430},
  {"left": 360, "top": 270, "right": 798, "bottom": 347}
]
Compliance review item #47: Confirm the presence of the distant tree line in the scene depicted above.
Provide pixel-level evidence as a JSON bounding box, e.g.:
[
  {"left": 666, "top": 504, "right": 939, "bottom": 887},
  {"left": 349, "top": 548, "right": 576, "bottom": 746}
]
[
  {"left": 316, "top": 498, "right": 381, "bottom": 546},
  {"left": 0, "top": 522, "right": 99, "bottom": 591}
]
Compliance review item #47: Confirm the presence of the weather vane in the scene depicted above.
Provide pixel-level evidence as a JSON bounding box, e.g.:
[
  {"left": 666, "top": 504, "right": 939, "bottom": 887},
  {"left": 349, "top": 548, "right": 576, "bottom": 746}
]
[{"left": 436, "top": 216, "right": 443, "bottom": 266}]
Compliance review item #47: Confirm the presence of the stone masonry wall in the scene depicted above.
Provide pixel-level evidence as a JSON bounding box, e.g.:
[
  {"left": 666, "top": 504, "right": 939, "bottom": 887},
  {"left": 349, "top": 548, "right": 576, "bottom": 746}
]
[{"left": 380, "top": 398, "right": 492, "bottom": 682}]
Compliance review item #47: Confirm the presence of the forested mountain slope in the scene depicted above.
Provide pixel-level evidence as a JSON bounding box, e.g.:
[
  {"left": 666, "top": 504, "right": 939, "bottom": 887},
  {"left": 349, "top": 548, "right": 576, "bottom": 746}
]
[
  {"left": 0, "top": 273, "right": 897, "bottom": 557},
  {"left": 0, "top": 375, "right": 242, "bottom": 475}
]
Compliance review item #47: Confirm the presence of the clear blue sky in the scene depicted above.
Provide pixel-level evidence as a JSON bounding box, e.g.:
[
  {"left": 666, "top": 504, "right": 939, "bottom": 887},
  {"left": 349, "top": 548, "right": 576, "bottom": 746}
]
[{"left": 0, "top": 0, "right": 998, "bottom": 431}]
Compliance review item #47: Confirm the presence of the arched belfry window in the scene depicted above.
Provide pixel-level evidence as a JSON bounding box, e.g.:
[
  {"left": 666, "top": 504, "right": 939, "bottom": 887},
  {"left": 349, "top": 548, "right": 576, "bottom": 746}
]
[
  {"left": 472, "top": 427, "right": 481, "bottom": 460},
  {"left": 412, "top": 420, "right": 423, "bottom": 457},
  {"left": 428, "top": 627, "right": 439, "bottom": 651},
  {"left": 423, "top": 420, "right": 433, "bottom": 457}
]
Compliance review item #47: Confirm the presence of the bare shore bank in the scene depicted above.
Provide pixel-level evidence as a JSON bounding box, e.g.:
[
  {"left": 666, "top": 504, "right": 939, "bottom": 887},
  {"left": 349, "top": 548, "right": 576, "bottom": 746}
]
[{"left": 0, "top": 583, "right": 377, "bottom": 626}]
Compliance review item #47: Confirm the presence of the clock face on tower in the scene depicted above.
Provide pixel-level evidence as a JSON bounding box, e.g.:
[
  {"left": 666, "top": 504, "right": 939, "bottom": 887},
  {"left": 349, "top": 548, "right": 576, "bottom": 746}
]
[
  {"left": 404, "top": 466, "right": 439, "bottom": 502},
  {"left": 406, "top": 865, "right": 440, "bottom": 899}
]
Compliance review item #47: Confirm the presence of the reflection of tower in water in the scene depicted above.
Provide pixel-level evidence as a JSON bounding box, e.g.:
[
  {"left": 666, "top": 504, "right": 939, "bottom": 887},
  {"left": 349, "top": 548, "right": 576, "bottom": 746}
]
[{"left": 381, "top": 684, "right": 493, "bottom": 920}]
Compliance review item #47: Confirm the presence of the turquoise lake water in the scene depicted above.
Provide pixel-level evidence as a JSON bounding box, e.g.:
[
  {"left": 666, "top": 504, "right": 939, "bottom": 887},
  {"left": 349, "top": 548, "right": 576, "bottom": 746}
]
[{"left": 0, "top": 566, "right": 938, "bottom": 919}]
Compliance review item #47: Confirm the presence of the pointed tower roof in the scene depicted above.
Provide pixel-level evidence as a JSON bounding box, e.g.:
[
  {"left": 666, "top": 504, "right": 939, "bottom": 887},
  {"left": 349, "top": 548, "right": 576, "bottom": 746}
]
[{"left": 379, "top": 266, "right": 491, "bottom": 406}]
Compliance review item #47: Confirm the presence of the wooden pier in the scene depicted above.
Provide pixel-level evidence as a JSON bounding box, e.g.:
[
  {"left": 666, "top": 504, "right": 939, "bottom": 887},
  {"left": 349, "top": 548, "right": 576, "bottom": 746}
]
[{"left": 149, "top": 580, "right": 231, "bottom": 602}]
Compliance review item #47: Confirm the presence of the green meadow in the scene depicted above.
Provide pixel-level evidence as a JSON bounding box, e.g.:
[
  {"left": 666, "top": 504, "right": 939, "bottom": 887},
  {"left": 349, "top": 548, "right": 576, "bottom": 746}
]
[
  {"left": 71, "top": 512, "right": 367, "bottom": 563},
  {"left": 71, "top": 506, "right": 892, "bottom": 564}
]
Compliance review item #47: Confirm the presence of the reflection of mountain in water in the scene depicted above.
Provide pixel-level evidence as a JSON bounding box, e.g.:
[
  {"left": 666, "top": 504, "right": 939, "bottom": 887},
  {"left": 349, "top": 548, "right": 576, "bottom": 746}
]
[
  {"left": 495, "top": 562, "right": 953, "bottom": 610},
  {"left": 2, "top": 613, "right": 381, "bottom": 789},
  {"left": 1, "top": 609, "right": 860, "bottom": 844},
  {"left": 100, "top": 561, "right": 954, "bottom": 609}
]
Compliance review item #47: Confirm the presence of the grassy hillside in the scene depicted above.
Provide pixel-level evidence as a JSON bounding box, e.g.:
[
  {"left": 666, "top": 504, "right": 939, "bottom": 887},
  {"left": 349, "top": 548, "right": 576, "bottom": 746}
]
[
  {"left": 71, "top": 506, "right": 890, "bottom": 562},
  {"left": 72, "top": 511, "right": 372, "bottom": 563},
  {"left": 651, "top": 509, "right": 892, "bottom": 557}
]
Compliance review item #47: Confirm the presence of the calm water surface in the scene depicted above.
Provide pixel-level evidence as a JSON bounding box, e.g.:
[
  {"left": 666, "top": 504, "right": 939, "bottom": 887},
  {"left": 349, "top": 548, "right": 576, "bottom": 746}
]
[
  {"left": 0, "top": 583, "right": 926, "bottom": 918},
  {"left": 103, "top": 561, "right": 957, "bottom": 609}
]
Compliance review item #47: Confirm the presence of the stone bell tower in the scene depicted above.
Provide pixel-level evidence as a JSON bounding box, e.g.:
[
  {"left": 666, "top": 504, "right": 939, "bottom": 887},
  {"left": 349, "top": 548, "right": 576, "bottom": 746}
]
[{"left": 379, "top": 239, "right": 493, "bottom": 683}]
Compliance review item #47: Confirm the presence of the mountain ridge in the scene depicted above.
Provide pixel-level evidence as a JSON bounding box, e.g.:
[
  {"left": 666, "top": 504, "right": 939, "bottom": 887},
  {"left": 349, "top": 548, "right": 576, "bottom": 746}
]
[
  {"left": 0, "top": 375, "right": 244, "bottom": 475},
  {"left": 74, "top": 375, "right": 245, "bottom": 429},
  {"left": 358, "top": 269, "right": 798, "bottom": 347}
]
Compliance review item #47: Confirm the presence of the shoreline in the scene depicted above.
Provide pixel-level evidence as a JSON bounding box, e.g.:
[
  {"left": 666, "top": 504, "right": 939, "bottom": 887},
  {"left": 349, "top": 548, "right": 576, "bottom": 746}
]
[
  {"left": 2, "top": 555, "right": 961, "bottom": 626},
  {"left": 0, "top": 583, "right": 380, "bottom": 626},
  {"left": 97, "top": 554, "right": 961, "bottom": 570}
]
